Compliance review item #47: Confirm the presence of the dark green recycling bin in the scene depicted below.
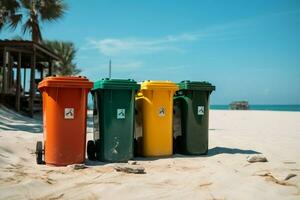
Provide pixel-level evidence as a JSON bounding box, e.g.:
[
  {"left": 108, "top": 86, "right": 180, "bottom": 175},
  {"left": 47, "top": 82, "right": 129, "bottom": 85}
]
[
  {"left": 173, "top": 80, "right": 215, "bottom": 155},
  {"left": 88, "top": 79, "right": 140, "bottom": 162}
]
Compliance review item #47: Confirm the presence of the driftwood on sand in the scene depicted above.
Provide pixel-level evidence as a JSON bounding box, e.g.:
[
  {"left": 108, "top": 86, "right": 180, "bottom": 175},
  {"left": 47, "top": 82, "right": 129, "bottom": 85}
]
[{"left": 114, "top": 164, "right": 145, "bottom": 174}]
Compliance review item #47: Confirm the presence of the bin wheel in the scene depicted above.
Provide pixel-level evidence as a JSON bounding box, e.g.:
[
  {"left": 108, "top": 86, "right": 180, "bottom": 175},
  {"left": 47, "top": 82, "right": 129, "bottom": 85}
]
[
  {"left": 36, "top": 141, "right": 44, "bottom": 165},
  {"left": 87, "top": 140, "right": 96, "bottom": 160}
]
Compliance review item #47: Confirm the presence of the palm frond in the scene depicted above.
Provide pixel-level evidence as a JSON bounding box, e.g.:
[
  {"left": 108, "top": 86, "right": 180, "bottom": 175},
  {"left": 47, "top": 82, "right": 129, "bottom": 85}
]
[
  {"left": 0, "top": 14, "right": 5, "bottom": 30},
  {"left": 43, "top": 40, "right": 80, "bottom": 75},
  {"left": 8, "top": 13, "right": 22, "bottom": 30},
  {"left": 21, "top": 18, "right": 32, "bottom": 35},
  {"left": 39, "top": 0, "right": 67, "bottom": 22},
  {"left": 1, "top": 0, "right": 67, "bottom": 42},
  {"left": 0, "top": 0, "right": 21, "bottom": 31},
  {"left": 1, "top": 0, "right": 21, "bottom": 13}
]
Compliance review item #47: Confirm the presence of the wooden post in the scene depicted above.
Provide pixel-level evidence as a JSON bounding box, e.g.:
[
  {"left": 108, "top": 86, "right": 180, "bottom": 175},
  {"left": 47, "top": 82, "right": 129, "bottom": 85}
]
[
  {"left": 23, "top": 67, "right": 26, "bottom": 93},
  {"left": 16, "top": 52, "right": 21, "bottom": 111},
  {"left": 40, "top": 66, "right": 44, "bottom": 80},
  {"left": 29, "top": 48, "right": 36, "bottom": 117},
  {"left": 7, "top": 54, "right": 13, "bottom": 91},
  {"left": 49, "top": 60, "right": 52, "bottom": 76},
  {"left": 2, "top": 48, "right": 7, "bottom": 93}
]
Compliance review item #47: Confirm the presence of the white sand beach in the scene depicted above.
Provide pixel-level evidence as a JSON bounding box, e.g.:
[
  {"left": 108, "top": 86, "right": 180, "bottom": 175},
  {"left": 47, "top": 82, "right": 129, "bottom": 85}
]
[{"left": 0, "top": 105, "right": 300, "bottom": 200}]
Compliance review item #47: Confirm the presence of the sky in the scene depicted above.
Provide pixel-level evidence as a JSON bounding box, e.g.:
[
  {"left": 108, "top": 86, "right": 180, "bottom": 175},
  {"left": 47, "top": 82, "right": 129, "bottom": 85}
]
[{"left": 1, "top": 0, "right": 300, "bottom": 104}]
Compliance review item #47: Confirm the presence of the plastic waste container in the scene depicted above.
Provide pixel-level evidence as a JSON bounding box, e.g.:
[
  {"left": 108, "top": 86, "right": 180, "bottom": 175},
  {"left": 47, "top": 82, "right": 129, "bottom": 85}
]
[
  {"left": 173, "top": 80, "right": 215, "bottom": 155},
  {"left": 37, "top": 76, "right": 93, "bottom": 166},
  {"left": 135, "top": 81, "right": 178, "bottom": 157},
  {"left": 87, "top": 79, "right": 140, "bottom": 162}
]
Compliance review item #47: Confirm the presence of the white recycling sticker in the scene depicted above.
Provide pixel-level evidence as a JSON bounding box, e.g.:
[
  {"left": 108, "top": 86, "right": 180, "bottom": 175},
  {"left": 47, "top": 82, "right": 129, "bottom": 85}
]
[
  {"left": 197, "top": 106, "right": 205, "bottom": 115},
  {"left": 117, "top": 109, "right": 125, "bottom": 119},
  {"left": 64, "top": 108, "right": 74, "bottom": 119},
  {"left": 158, "top": 107, "right": 166, "bottom": 117}
]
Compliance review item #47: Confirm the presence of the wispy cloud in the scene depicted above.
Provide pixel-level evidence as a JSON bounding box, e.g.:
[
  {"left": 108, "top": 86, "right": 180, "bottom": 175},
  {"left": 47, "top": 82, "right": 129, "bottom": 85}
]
[
  {"left": 85, "top": 36, "right": 186, "bottom": 56},
  {"left": 82, "top": 9, "right": 298, "bottom": 57},
  {"left": 83, "top": 21, "right": 247, "bottom": 56}
]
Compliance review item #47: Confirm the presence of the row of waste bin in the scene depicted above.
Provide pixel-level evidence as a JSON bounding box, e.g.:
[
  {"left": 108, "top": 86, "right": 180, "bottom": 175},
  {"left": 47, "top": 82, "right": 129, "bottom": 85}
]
[{"left": 36, "top": 76, "right": 215, "bottom": 166}]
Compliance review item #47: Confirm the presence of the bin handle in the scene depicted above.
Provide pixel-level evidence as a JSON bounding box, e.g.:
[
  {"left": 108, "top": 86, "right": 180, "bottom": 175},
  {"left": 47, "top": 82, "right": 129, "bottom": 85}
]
[
  {"left": 135, "top": 92, "right": 143, "bottom": 100},
  {"left": 135, "top": 92, "right": 151, "bottom": 104},
  {"left": 135, "top": 95, "right": 152, "bottom": 104},
  {"left": 136, "top": 92, "right": 143, "bottom": 97}
]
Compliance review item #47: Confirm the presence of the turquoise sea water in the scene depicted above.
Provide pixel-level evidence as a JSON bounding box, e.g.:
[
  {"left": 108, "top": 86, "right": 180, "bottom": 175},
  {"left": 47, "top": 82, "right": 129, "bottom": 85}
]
[
  {"left": 88, "top": 92, "right": 299, "bottom": 112},
  {"left": 210, "top": 105, "right": 300, "bottom": 112},
  {"left": 88, "top": 103, "right": 300, "bottom": 112}
]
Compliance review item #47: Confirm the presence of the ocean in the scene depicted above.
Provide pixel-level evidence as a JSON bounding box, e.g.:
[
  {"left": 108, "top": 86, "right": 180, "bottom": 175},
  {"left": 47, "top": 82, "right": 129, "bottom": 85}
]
[
  {"left": 87, "top": 103, "right": 300, "bottom": 112},
  {"left": 210, "top": 105, "right": 300, "bottom": 112}
]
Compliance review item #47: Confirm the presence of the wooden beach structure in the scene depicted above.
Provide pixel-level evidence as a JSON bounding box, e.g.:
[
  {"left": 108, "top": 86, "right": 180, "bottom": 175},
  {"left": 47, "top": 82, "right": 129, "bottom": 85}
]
[
  {"left": 0, "top": 40, "right": 60, "bottom": 117},
  {"left": 229, "top": 101, "right": 249, "bottom": 110}
]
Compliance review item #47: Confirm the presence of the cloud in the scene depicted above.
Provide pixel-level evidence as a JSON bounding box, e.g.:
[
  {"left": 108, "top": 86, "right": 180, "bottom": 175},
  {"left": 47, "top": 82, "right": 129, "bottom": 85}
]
[
  {"left": 84, "top": 22, "right": 246, "bottom": 56},
  {"left": 85, "top": 37, "right": 185, "bottom": 56},
  {"left": 83, "top": 9, "right": 295, "bottom": 56}
]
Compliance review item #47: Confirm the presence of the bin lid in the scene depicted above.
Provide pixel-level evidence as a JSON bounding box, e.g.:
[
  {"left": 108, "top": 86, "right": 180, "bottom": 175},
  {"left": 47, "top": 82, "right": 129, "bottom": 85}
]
[
  {"left": 177, "top": 80, "right": 215, "bottom": 91},
  {"left": 141, "top": 80, "right": 179, "bottom": 91},
  {"left": 38, "top": 76, "right": 93, "bottom": 89},
  {"left": 93, "top": 78, "right": 140, "bottom": 90}
]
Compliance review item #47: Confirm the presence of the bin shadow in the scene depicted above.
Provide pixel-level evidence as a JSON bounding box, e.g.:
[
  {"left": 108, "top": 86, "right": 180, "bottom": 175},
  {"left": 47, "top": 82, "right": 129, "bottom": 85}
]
[
  {"left": 85, "top": 159, "right": 110, "bottom": 166},
  {"left": 205, "top": 146, "right": 261, "bottom": 157},
  {"left": 132, "top": 146, "right": 261, "bottom": 161},
  {"left": 132, "top": 154, "right": 207, "bottom": 161},
  {"left": 84, "top": 159, "right": 128, "bottom": 166}
]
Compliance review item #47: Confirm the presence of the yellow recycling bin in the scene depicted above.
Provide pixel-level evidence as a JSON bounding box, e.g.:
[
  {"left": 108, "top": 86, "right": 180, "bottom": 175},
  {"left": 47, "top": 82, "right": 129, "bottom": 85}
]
[{"left": 135, "top": 80, "right": 179, "bottom": 157}]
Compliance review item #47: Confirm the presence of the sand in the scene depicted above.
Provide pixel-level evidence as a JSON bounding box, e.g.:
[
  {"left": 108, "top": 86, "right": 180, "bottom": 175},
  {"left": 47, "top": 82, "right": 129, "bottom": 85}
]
[{"left": 0, "top": 105, "right": 300, "bottom": 200}]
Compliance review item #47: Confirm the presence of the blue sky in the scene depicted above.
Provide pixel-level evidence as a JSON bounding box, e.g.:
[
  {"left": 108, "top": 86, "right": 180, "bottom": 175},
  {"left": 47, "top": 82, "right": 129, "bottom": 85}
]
[{"left": 1, "top": 0, "right": 300, "bottom": 104}]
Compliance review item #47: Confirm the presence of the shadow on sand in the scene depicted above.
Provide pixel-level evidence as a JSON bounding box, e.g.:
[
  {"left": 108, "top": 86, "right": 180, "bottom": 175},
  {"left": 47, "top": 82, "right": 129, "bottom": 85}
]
[
  {"left": 206, "top": 146, "right": 261, "bottom": 157},
  {"left": 71, "top": 146, "right": 262, "bottom": 167},
  {"left": 132, "top": 146, "right": 261, "bottom": 161},
  {"left": 84, "top": 159, "right": 112, "bottom": 166},
  {"left": 0, "top": 105, "right": 43, "bottom": 133},
  {"left": 0, "top": 120, "right": 43, "bottom": 133}
]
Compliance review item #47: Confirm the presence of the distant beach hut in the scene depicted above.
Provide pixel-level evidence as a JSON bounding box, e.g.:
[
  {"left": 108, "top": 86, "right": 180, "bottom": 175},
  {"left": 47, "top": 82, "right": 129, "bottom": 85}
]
[
  {"left": 229, "top": 101, "right": 249, "bottom": 110},
  {"left": 0, "top": 40, "right": 60, "bottom": 117}
]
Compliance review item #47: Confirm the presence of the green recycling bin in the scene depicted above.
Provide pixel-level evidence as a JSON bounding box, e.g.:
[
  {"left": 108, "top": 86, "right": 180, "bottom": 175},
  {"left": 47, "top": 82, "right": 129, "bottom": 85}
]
[
  {"left": 173, "top": 81, "right": 215, "bottom": 155},
  {"left": 88, "top": 79, "right": 140, "bottom": 162}
]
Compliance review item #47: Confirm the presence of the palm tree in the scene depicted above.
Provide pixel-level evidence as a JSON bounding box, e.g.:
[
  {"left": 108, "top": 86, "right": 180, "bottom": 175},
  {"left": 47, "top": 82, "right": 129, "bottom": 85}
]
[
  {"left": 43, "top": 40, "right": 81, "bottom": 75},
  {"left": 0, "top": 0, "right": 67, "bottom": 43},
  {"left": 0, "top": 0, "right": 19, "bottom": 30}
]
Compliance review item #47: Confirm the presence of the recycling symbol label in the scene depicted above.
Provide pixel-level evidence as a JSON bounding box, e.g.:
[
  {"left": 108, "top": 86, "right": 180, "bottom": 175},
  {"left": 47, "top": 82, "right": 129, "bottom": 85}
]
[
  {"left": 64, "top": 108, "right": 74, "bottom": 119},
  {"left": 158, "top": 107, "right": 166, "bottom": 117},
  {"left": 198, "top": 106, "right": 204, "bottom": 115},
  {"left": 117, "top": 109, "right": 125, "bottom": 119}
]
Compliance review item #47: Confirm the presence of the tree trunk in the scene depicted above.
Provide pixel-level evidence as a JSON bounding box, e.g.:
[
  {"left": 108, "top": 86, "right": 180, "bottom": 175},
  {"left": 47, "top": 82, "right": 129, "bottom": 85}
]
[{"left": 31, "top": 12, "right": 42, "bottom": 43}]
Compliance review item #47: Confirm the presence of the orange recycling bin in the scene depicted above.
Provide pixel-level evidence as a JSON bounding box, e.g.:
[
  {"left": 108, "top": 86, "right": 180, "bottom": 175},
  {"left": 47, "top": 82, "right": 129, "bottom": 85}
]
[{"left": 37, "top": 76, "right": 93, "bottom": 166}]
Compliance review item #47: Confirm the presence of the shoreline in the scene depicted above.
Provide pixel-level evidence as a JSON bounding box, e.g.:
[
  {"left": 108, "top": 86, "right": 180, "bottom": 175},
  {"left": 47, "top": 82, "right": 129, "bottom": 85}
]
[
  {"left": 210, "top": 105, "right": 300, "bottom": 112},
  {"left": 210, "top": 108, "right": 300, "bottom": 112}
]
